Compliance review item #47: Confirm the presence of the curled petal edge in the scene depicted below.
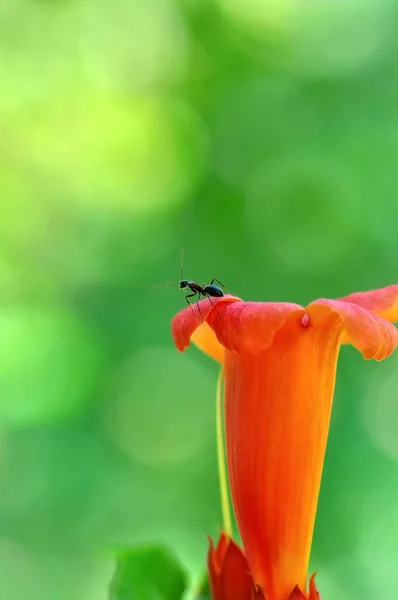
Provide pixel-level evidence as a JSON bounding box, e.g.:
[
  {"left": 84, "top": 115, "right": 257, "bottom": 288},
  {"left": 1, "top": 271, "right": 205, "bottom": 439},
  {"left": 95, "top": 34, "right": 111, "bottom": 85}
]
[
  {"left": 340, "top": 284, "right": 398, "bottom": 323},
  {"left": 172, "top": 297, "right": 305, "bottom": 357},
  {"left": 172, "top": 289, "right": 398, "bottom": 360},
  {"left": 307, "top": 299, "right": 398, "bottom": 360},
  {"left": 171, "top": 296, "right": 243, "bottom": 362},
  {"left": 206, "top": 301, "right": 305, "bottom": 354}
]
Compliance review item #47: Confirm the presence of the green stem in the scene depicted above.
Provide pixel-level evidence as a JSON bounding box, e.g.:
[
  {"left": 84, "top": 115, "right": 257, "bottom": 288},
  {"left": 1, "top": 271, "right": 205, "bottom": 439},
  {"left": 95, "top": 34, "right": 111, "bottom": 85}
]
[{"left": 216, "top": 368, "right": 232, "bottom": 537}]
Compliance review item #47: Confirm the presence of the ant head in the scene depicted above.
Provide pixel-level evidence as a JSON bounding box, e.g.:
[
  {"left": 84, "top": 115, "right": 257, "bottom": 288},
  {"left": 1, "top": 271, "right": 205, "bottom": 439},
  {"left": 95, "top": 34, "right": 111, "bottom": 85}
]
[{"left": 179, "top": 280, "right": 189, "bottom": 289}]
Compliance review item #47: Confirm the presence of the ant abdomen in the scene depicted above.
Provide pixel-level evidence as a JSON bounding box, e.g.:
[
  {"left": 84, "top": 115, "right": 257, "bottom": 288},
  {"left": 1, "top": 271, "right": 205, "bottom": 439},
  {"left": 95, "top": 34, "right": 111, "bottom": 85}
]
[{"left": 203, "top": 284, "right": 224, "bottom": 297}]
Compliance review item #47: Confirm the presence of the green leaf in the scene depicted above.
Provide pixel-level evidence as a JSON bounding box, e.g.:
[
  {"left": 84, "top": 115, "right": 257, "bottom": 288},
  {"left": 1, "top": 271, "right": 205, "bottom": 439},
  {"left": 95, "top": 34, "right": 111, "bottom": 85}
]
[{"left": 109, "top": 545, "right": 187, "bottom": 600}]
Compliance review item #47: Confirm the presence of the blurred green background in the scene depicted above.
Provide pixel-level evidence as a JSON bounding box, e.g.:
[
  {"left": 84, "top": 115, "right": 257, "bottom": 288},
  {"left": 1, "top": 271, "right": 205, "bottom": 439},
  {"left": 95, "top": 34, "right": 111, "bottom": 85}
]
[{"left": 1, "top": 0, "right": 398, "bottom": 598}]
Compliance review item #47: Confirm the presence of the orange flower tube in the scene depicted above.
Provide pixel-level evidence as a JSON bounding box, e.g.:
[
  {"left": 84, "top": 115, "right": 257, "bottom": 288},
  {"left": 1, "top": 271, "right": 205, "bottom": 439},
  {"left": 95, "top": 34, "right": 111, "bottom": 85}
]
[{"left": 171, "top": 285, "right": 398, "bottom": 600}]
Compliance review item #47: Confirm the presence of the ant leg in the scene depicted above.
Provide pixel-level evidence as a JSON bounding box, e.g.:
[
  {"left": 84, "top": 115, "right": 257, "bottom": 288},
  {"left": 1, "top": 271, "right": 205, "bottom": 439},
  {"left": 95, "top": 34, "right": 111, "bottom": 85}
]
[
  {"left": 206, "top": 294, "right": 215, "bottom": 309},
  {"left": 196, "top": 299, "right": 204, "bottom": 323},
  {"left": 209, "top": 278, "right": 228, "bottom": 292},
  {"left": 185, "top": 291, "right": 197, "bottom": 311},
  {"left": 206, "top": 295, "right": 217, "bottom": 316},
  {"left": 185, "top": 291, "right": 204, "bottom": 322},
  {"left": 204, "top": 294, "right": 224, "bottom": 323}
]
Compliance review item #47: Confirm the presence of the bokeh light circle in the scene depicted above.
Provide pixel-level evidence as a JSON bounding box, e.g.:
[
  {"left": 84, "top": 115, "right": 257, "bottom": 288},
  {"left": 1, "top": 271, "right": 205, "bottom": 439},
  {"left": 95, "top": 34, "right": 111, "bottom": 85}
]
[
  {"left": 246, "top": 155, "right": 364, "bottom": 273},
  {"left": 0, "top": 305, "right": 107, "bottom": 426},
  {"left": 357, "top": 494, "right": 398, "bottom": 596},
  {"left": 78, "top": 0, "right": 188, "bottom": 91},
  {"left": 104, "top": 346, "right": 216, "bottom": 466},
  {"left": 287, "top": 0, "right": 395, "bottom": 77},
  {"left": 211, "top": 75, "right": 317, "bottom": 188},
  {"left": 214, "top": 0, "right": 394, "bottom": 76},
  {"left": 14, "top": 93, "right": 208, "bottom": 214},
  {"left": 362, "top": 358, "right": 398, "bottom": 462}
]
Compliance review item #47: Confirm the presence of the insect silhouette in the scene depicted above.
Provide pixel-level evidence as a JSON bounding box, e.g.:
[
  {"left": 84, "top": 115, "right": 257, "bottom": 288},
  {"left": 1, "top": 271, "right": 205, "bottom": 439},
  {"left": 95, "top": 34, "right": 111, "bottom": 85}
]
[
  {"left": 178, "top": 270, "right": 228, "bottom": 322},
  {"left": 154, "top": 251, "right": 228, "bottom": 321}
]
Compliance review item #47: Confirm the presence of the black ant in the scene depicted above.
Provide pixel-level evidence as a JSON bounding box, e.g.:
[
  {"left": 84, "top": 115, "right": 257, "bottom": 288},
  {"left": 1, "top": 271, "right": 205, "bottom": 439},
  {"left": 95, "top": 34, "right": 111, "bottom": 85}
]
[
  {"left": 179, "top": 274, "right": 228, "bottom": 322},
  {"left": 180, "top": 277, "right": 226, "bottom": 302},
  {"left": 157, "top": 250, "right": 228, "bottom": 321}
]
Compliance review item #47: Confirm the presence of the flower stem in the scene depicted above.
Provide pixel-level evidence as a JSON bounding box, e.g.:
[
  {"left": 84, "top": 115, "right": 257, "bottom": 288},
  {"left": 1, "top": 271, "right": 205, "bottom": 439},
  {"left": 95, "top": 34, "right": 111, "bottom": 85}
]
[{"left": 216, "top": 367, "right": 232, "bottom": 537}]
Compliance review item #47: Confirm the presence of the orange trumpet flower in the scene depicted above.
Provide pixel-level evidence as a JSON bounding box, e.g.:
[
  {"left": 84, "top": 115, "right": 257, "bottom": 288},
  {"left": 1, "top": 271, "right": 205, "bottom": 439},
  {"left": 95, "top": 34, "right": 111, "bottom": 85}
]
[{"left": 171, "top": 285, "right": 398, "bottom": 600}]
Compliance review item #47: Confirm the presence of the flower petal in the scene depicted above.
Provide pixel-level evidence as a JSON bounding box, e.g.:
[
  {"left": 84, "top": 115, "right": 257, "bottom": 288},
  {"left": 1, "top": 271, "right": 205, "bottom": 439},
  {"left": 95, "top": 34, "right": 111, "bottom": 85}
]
[
  {"left": 288, "top": 586, "right": 307, "bottom": 600},
  {"left": 219, "top": 540, "right": 255, "bottom": 600},
  {"left": 308, "top": 574, "right": 321, "bottom": 600},
  {"left": 207, "top": 301, "right": 305, "bottom": 354},
  {"left": 171, "top": 295, "right": 242, "bottom": 361},
  {"left": 308, "top": 299, "right": 398, "bottom": 360},
  {"left": 215, "top": 532, "right": 230, "bottom": 565},
  {"left": 208, "top": 537, "right": 223, "bottom": 599},
  {"left": 223, "top": 307, "right": 342, "bottom": 600},
  {"left": 191, "top": 322, "right": 225, "bottom": 363},
  {"left": 285, "top": 574, "right": 320, "bottom": 600},
  {"left": 207, "top": 534, "right": 257, "bottom": 600},
  {"left": 207, "top": 532, "right": 230, "bottom": 584},
  {"left": 340, "top": 284, "right": 398, "bottom": 322}
]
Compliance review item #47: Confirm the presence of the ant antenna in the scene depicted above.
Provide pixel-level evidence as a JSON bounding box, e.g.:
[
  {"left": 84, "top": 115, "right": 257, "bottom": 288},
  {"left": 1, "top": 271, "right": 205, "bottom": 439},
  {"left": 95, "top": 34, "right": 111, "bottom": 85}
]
[
  {"left": 180, "top": 247, "right": 184, "bottom": 281},
  {"left": 149, "top": 248, "right": 185, "bottom": 291}
]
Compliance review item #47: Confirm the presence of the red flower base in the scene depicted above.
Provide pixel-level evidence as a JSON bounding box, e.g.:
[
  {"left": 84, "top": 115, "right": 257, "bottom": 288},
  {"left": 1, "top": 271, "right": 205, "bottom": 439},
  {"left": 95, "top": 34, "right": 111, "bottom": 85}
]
[{"left": 208, "top": 534, "right": 321, "bottom": 600}]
